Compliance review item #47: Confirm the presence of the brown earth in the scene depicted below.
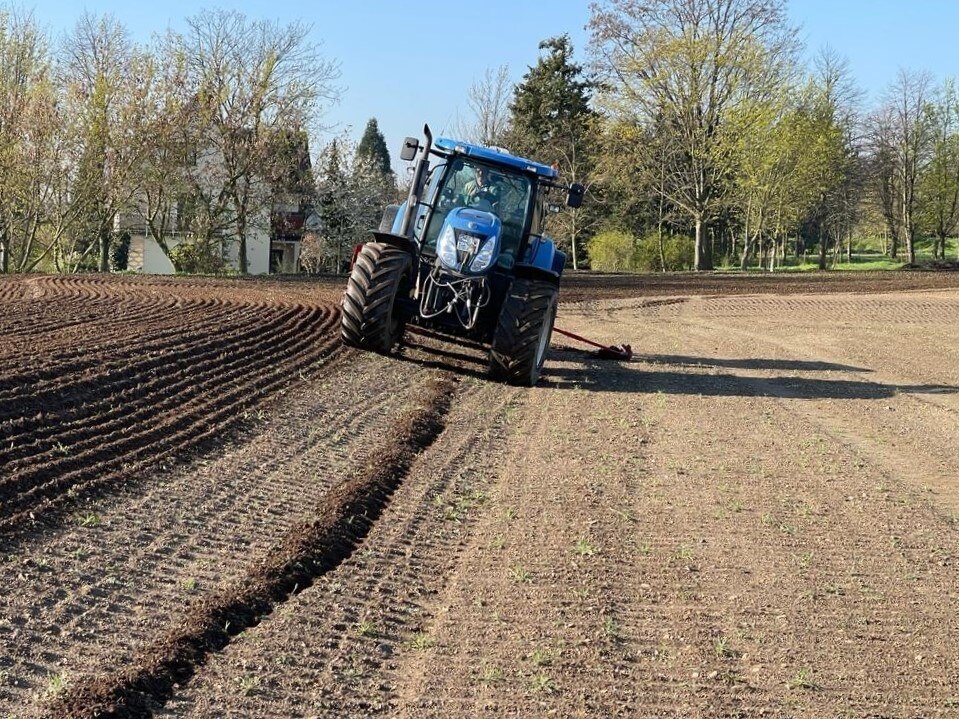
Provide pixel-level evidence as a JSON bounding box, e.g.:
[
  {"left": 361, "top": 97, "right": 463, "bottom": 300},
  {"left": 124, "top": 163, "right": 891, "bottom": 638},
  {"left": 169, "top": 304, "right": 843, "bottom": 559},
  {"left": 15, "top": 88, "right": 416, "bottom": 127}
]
[{"left": 2, "top": 271, "right": 959, "bottom": 718}]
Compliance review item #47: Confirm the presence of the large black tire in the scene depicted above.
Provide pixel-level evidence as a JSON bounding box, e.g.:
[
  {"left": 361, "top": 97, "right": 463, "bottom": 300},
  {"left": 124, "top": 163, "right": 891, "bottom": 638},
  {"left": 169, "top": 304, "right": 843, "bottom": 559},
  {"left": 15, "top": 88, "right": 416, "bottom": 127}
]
[
  {"left": 489, "top": 277, "right": 559, "bottom": 386},
  {"left": 341, "top": 242, "right": 412, "bottom": 353}
]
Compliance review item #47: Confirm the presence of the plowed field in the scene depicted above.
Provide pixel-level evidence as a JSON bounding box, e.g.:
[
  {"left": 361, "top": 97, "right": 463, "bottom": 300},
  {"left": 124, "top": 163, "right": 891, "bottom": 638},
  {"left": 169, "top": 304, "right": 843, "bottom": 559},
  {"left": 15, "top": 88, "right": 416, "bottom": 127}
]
[{"left": 2, "top": 271, "right": 959, "bottom": 719}]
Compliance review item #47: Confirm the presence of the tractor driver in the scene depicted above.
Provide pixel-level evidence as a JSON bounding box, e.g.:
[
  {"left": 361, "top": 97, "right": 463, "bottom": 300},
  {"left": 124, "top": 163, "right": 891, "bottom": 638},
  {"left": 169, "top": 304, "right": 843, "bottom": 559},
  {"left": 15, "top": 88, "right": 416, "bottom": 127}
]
[{"left": 462, "top": 166, "right": 501, "bottom": 211}]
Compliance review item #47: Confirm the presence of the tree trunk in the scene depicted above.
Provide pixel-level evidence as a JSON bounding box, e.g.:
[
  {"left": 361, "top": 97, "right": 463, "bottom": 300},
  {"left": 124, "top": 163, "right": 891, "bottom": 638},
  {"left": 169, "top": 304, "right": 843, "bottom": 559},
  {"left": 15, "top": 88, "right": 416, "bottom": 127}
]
[
  {"left": 818, "top": 231, "right": 827, "bottom": 271},
  {"left": 99, "top": 224, "right": 110, "bottom": 272},
  {"left": 0, "top": 228, "right": 8, "bottom": 273},
  {"left": 694, "top": 217, "right": 712, "bottom": 271},
  {"left": 657, "top": 225, "right": 666, "bottom": 273},
  {"left": 571, "top": 209, "right": 579, "bottom": 271},
  {"left": 237, "top": 212, "right": 249, "bottom": 274}
]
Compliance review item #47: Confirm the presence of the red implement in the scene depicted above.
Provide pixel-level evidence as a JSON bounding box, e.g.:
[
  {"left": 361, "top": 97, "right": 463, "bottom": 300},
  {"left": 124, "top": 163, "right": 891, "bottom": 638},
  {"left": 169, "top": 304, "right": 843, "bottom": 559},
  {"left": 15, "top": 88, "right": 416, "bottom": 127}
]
[{"left": 552, "top": 327, "right": 633, "bottom": 361}]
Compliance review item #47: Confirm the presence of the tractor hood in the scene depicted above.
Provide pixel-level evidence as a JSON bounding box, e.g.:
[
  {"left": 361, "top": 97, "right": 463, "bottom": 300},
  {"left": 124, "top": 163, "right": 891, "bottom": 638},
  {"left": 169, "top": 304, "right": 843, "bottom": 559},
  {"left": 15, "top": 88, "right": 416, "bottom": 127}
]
[{"left": 435, "top": 207, "right": 502, "bottom": 276}]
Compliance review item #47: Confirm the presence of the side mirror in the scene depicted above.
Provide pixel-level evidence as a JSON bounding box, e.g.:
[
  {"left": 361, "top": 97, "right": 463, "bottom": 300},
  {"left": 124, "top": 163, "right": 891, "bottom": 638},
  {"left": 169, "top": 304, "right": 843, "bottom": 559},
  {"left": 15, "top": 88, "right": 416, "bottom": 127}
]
[
  {"left": 400, "top": 137, "right": 420, "bottom": 162},
  {"left": 566, "top": 183, "right": 585, "bottom": 209}
]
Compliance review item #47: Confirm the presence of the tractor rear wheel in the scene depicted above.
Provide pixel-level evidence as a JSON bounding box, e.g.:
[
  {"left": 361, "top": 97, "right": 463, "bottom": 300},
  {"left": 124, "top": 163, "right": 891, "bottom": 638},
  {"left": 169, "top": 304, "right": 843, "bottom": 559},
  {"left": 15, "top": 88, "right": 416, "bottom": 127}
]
[
  {"left": 489, "top": 277, "right": 558, "bottom": 386},
  {"left": 341, "top": 242, "right": 411, "bottom": 353}
]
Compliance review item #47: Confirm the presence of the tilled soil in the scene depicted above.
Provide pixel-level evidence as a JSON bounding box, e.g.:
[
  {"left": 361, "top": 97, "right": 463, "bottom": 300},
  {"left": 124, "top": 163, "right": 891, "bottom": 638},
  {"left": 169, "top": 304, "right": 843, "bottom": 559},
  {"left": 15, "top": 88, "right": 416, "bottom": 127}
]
[{"left": 3, "top": 271, "right": 959, "bottom": 718}]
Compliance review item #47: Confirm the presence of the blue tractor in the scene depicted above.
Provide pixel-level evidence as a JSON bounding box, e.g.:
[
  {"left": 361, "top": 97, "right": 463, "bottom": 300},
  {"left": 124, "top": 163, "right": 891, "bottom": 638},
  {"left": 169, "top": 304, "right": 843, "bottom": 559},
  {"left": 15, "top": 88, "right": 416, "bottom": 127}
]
[{"left": 341, "top": 125, "right": 584, "bottom": 386}]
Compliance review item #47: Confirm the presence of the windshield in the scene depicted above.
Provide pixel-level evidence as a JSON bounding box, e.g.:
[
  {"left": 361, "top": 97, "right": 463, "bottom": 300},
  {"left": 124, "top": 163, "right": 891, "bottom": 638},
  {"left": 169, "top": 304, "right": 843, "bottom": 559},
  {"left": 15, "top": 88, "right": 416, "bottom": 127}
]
[{"left": 422, "top": 157, "right": 532, "bottom": 260}]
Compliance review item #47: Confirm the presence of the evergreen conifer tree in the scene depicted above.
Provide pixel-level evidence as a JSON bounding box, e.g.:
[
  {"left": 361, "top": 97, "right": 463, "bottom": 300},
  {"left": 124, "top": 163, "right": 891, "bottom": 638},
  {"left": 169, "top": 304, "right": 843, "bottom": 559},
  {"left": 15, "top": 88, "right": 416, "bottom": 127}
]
[{"left": 356, "top": 117, "right": 393, "bottom": 178}]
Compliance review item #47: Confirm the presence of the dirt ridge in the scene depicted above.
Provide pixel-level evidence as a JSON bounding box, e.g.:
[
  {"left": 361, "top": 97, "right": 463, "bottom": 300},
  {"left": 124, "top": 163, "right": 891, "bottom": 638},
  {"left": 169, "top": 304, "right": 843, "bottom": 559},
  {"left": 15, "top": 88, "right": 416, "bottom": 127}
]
[{"left": 41, "top": 376, "right": 458, "bottom": 719}]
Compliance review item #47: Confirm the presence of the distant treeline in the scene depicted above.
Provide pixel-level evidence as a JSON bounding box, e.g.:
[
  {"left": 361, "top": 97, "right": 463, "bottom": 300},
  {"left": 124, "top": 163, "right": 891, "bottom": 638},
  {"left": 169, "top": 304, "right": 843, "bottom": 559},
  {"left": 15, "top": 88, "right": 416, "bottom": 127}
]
[{"left": 1, "top": 1, "right": 957, "bottom": 275}]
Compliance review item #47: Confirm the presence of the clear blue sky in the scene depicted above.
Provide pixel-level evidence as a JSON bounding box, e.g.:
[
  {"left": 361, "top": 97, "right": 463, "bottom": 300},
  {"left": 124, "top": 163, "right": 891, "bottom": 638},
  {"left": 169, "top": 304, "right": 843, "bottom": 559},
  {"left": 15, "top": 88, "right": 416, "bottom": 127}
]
[{"left": 37, "top": 1, "right": 959, "bottom": 158}]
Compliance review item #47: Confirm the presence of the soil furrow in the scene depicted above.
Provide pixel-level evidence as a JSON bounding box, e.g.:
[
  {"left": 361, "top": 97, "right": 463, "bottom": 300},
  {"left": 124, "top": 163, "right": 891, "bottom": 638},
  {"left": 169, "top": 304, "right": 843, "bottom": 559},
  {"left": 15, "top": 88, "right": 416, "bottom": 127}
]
[
  {"left": 0, "top": 323, "right": 341, "bottom": 536},
  {"left": 0, "top": 303, "right": 307, "bottom": 427},
  {"left": 0, "top": 305, "right": 330, "bottom": 471},
  {"left": 0, "top": 353, "right": 433, "bottom": 715},
  {"left": 161, "top": 381, "right": 517, "bottom": 718},
  {"left": 0, "top": 299, "right": 252, "bottom": 388},
  {"left": 40, "top": 376, "right": 458, "bottom": 719}
]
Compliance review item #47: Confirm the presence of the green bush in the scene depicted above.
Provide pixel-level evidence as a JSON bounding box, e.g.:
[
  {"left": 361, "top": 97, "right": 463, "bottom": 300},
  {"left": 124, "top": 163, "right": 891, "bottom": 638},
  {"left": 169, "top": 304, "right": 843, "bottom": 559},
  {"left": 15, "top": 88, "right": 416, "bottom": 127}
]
[
  {"left": 587, "top": 231, "right": 695, "bottom": 272},
  {"left": 633, "top": 233, "right": 695, "bottom": 272},
  {"left": 587, "top": 230, "right": 637, "bottom": 272},
  {"left": 169, "top": 241, "right": 224, "bottom": 274}
]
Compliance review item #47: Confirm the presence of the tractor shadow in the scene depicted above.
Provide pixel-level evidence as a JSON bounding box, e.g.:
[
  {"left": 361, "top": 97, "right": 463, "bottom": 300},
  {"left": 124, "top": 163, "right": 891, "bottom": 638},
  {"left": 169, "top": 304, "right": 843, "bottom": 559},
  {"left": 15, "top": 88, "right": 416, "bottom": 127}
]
[
  {"left": 541, "top": 349, "right": 959, "bottom": 401},
  {"left": 394, "top": 329, "right": 491, "bottom": 381}
]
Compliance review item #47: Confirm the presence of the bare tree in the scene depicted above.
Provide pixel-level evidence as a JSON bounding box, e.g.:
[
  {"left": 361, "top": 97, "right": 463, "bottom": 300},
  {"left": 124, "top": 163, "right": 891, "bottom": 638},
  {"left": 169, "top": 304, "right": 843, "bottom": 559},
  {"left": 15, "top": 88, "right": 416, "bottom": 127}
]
[
  {"left": 453, "top": 65, "right": 511, "bottom": 146},
  {"left": 172, "top": 9, "right": 338, "bottom": 273},
  {"left": 877, "top": 69, "right": 935, "bottom": 265}
]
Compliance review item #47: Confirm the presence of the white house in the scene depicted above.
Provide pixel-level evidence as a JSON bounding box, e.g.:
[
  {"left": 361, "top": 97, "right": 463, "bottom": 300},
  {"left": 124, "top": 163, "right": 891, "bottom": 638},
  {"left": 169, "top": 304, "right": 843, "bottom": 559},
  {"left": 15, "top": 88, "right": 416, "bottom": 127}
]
[{"left": 119, "top": 129, "right": 313, "bottom": 275}]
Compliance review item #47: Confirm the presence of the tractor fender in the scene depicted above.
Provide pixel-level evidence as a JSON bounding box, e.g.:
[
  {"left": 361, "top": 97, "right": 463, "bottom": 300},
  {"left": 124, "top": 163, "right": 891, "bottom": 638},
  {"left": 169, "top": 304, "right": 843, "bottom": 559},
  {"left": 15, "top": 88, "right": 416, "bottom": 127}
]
[
  {"left": 519, "top": 236, "right": 565, "bottom": 283},
  {"left": 513, "top": 262, "right": 560, "bottom": 285},
  {"left": 370, "top": 232, "right": 418, "bottom": 266}
]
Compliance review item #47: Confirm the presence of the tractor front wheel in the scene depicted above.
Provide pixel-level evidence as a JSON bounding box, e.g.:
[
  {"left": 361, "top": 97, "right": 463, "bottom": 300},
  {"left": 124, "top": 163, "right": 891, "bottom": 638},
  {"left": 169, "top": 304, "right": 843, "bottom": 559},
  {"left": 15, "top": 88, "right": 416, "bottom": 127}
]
[
  {"left": 489, "top": 277, "right": 558, "bottom": 386},
  {"left": 341, "top": 242, "right": 411, "bottom": 353}
]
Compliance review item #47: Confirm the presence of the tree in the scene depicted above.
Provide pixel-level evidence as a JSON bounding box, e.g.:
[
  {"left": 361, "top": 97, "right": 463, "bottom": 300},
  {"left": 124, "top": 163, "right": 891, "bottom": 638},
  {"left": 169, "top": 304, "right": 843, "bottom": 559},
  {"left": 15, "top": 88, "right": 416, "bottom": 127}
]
[
  {"left": 59, "top": 12, "right": 149, "bottom": 272},
  {"left": 453, "top": 65, "right": 512, "bottom": 147},
  {"left": 356, "top": 117, "right": 393, "bottom": 178},
  {"left": 506, "top": 35, "right": 597, "bottom": 269},
  {"left": 919, "top": 78, "right": 959, "bottom": 260},
  {"left": 312, "top": 136, "right": 394, "bottom": 273},
  {"left": 590, "top": 0, "right": 798, "bottom": 270},
  {"left": 176, "top": 9, "right": 338, "bottom": 273},
  {"left": 795, "top": 48, "right": 863, "bottom": 271},
  {"left": 0, "top": 8, "right": 51, "bottom": 272},
  {"left": 871, "top": 69, "right": 935, "bottom": 265}
]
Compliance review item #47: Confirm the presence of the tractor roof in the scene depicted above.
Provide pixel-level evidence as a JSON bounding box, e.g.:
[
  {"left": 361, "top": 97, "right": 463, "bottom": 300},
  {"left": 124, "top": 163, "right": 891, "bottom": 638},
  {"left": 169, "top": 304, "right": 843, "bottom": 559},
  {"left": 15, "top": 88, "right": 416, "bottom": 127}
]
[{"left": 434, "top": 137, "right": 559, "bottom": 180}]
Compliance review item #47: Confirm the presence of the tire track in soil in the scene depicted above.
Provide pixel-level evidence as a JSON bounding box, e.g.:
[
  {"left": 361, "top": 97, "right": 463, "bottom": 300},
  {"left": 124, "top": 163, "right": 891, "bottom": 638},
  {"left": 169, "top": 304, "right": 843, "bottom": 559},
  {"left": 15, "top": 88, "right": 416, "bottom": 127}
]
[
  {"left": 38, "top": 376, "right": 458, "bottom": 719},
  {"left": 158, "top": 381, "right": 519, "bottom": 718}
]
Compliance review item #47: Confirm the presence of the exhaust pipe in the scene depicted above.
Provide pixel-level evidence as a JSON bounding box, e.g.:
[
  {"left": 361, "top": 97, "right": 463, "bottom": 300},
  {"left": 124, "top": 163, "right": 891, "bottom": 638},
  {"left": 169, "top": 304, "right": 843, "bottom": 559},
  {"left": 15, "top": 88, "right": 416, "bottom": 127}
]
[{"left": 399, "top": 124, "right": 433, "bottom": 238}]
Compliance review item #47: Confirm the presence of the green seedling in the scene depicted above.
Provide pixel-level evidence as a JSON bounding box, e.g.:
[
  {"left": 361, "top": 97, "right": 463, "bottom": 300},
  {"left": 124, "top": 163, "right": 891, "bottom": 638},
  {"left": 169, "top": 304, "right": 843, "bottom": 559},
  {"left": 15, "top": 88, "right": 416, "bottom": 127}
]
[
  {"left": 676, "top": 545, "right": 695, "bottom": 561},
  {"left": 787, "top": 667, "right": 821, "bottom": 691},
  {"left": 713, "top": 636, "right": 733, "bottom": 659},
  {"left": 573, "top": 538, "right": 597, "bottom": 556},
  {"left": 509, "top": 564, "right": 532, "bottom": 583},
  {"left": 409, "top": 632, "right": 435, "bottom": 650},
  {"left": 529, "top": 649, "right": 552, "bottom": 667},
  {"left": 77, "top": 513, "right": 100, "bottom": 528},
  {"left": 356, "top": 620, "right": 377, "bottom": 637},
  {"left": 236, "top": 675, "right": 260, "bottom": 696},
  {"left": 43, "top": 672, "right": 67, "bottom": 699},
  {"left": 478, "top": 664, "right": 504, "bottom": 684},
  {"left": 603, "top": 617, "right": 622, "bottom": 639},
  {"left": 530, "top": 673, "right": 556, "bottom": 693}
]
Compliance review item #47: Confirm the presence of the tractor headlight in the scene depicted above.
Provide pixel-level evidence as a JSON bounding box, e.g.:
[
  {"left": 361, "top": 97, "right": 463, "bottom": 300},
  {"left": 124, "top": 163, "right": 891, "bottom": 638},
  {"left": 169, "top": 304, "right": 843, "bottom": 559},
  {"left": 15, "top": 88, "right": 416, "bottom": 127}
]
[
  {"left": 437, "top": 224, "right": 458, "bottom": 269},
  {"left": 470, "top": 237, "right": 497, "bottom": 273}
]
